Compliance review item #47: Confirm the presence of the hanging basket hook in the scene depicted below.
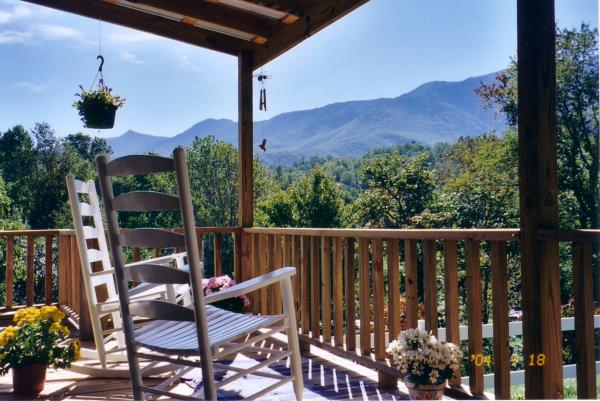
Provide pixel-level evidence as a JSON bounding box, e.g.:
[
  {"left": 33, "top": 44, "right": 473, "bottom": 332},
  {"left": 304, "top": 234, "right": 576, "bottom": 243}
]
[{"left": 97, "top": 55, "right": 104, "bottom": 72}]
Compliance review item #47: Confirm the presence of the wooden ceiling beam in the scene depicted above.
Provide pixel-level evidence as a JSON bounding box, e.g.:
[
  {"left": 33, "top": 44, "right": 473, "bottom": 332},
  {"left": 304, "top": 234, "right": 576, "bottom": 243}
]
[
  {"left": 241, "top": 0, "right": 314, "bottom": 15},
  {"left": 252, "top": 0, "right": 369, "bottom": 68},
  {"left": 132, "top": 0, "right": 281, "bottom": 38},
  {"left": 21, "top": 0, "right": 258, "bottom": 56}
]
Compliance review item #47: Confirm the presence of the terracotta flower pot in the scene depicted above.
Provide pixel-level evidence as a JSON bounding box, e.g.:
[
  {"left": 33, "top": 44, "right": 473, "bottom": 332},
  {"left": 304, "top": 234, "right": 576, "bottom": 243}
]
[
  {"left": 405, "top": 379, "right": 446, "bottom": 400},
  {"left": 12, "top": 363, "right": 48, "bottom": 397}
]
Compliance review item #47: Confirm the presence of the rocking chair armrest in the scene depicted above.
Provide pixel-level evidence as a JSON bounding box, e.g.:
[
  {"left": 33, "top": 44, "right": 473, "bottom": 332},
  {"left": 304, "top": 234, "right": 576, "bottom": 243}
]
[{"left": 204, "top": 266, "right": 296, "bottom": 305}]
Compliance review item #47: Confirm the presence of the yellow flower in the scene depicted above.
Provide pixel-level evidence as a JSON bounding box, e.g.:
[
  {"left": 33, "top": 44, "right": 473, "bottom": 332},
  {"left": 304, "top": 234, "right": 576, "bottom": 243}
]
[
  {"left": 62, "top": 326, "right": 70, "bottom": 337},
  {"left": 14, "top": 307, "right": 41, "bottom": 325},
  {"left": 41, "top": 306, "right": 65, "bottom": 322},
  {"left": 0, "top": 326, "right": 18, "bottom": 347},
  {"left": 0, "top": 353, "right": 6, "bottom": 361},
  {"left": 71, "top": 340, "right": 81, "bottom": 360}
]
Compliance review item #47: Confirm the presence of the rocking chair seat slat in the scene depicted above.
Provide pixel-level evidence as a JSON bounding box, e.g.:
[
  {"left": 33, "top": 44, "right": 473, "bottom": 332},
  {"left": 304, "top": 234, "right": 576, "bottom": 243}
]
[{"left": 134, "top": 305, "right": 284, "bottom": 355}]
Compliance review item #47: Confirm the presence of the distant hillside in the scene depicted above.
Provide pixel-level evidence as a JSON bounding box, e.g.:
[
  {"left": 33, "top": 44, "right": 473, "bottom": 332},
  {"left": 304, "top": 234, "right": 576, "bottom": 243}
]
[{"left": 108, "top": 72, "right": 506, "bottom": 164}]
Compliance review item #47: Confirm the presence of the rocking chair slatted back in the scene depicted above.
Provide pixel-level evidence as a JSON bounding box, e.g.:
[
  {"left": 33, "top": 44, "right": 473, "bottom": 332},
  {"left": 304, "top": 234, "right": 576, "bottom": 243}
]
[{"left": 96, "top": 149, "right": 215, "bottom": 400}]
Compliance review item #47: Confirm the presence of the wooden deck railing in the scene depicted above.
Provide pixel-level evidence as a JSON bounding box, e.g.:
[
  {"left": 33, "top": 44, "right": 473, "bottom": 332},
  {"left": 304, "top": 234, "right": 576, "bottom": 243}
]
[
  {"left": 1, "top": 227, "right": 240, "bottom": 334},
  {"left": 1, "top": 226, "right": 598, "bottom": 398},
  {"left": 0, "top": 229, "right": 60, "bottom": 308},
  {"left": 243, "top": 227, "right": 599, "bottom": 399}
]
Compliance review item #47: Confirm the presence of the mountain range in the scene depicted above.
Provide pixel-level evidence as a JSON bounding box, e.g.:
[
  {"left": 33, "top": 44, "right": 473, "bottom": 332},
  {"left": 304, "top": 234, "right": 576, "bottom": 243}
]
[{"left": 107, "top": 72, "right": 506, "bottom": 165}]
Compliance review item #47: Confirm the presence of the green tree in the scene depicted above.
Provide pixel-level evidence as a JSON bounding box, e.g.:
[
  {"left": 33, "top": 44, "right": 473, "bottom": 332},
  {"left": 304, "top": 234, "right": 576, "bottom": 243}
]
[
  {"left": 348, "top": 153, "right": 435, "bottom": 228},
  {"left": 414, "top": 132, "right": 519, "bottom": 229},
  {"left": 0, "top": 125, "right": 35, "bottom": 219},
  {"left": 255, "top": 190, "right": 294, "bottom": 227},
  {"left": 476, "top": 24, "right": 599, "bottom": 229},
  {"left": 186, "top": 136, "right": 275, "bottom": 227},
  {"left": 289, "top": 167, "right": 344, "bottom": 228},
  {"left": 63, "top": 133, "right": 112, "bottom": 162}
]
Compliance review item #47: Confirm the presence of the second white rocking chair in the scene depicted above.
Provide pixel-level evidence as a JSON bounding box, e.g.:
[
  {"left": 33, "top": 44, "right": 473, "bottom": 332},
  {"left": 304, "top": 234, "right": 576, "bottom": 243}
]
[{"left": 66, "top": 175, "right": 191, "bottom": 376}]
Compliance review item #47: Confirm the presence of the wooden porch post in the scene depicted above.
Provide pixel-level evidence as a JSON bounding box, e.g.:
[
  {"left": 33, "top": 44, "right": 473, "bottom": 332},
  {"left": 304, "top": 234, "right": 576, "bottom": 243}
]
[
  {"left": 517, "top": 0, "right": 563, "bottom": 398},
  {"left": 238, "top": 50, "right": 253, "bottom": 283}
]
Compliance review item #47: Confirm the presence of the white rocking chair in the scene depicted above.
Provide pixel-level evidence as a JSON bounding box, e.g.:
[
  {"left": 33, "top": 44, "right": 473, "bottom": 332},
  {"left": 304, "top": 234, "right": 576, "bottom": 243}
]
[
  {"left": 66, "top": 175, "right": 191, "bottom": 376},
  {"left": 96, "top": 149, "right": 303, "bottom": 400}
]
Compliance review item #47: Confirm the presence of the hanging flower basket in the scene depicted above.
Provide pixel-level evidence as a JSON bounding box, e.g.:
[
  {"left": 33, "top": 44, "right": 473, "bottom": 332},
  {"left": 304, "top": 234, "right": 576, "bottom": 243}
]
[{"left": 73, "top": 83, "right": 125, "bottom": 129}]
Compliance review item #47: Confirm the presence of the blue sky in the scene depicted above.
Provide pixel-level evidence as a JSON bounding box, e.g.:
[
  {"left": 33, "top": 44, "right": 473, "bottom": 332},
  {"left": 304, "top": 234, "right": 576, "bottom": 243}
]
[{"left": 0, "top": 0, "right": 597, "bottom": 138}]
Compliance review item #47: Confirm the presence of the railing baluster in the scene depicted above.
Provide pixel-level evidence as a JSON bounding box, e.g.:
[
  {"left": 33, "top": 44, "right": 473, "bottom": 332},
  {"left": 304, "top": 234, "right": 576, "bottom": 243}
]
[
  {"left": 291, "top": 236, "right": 300, "bottom": 318},
  {"left": 333, "top": 237, "right": 344, "bottom": 347},
  {"left": 310, "top": 236, "right": 320, "bottom": 339},
  {"left": 5, "top": 235, "right": 14, "bottom": 308},
  {"left": 233, "top": 231, "right": 241, "bottom": 282},
  {"left": 133, "top": 247, "right": 141, "bottom": 262},
  {"left": 572, "top": 241, "right": 596, "bottom": 399},
  {"left": 70, "top": 235, "right": 78, "bottom": 312},
  {"left": 249, "top": 234, "right": 259, "bottom": 313},
  {"left": 300, "top": 236, "right": 310, "bottom": 334},
  {"left": 153, "top": 247, "right": 161, "bottom": 257},
  {"left": 387, "top": 238, "right": 400, "bottom": 342},
  {"left": 359, "top": 238, "right": 370, "bottom": 355},
  {"left": 466, "top": 239, "right": 484, "bottom": 395},
  {"left": 443, "top": 239, "right": 461, "bottom": 387},
  {"left": 423, "top": 239, "right": 438, "bottom": 336},
  {"left": 26, "top": 234, "right": 34, "bottom": 306},
  {"left": 491, "top": 241, "right": 510, "bottom": 399},
  {"left": 274, "top": 234, "right": 283, "bottom": 314},
  {"left": 372, "top": 238, "right": 385, "bottom": 359},
  {"left": 267, "top": 235, "right": 276, "bottom": 315},
  {"left": 321, "top": 237, "right": 332, "bottom": 343},
  {"left": 213, "top": 233, "right": 222, "bottom": 276},
  {"left": 258, "top": 234, "right": 267, "bottom": 315},
  {"left": 45, "top": 235, "right": 53, "bottom": 305},
  {"left": 404, "top": 239, "right": 418, "bottom": 329},
  {"left": 58, "top": 233, "right": 68, "bottom": 306},
  {"left": 344, "top": 237, "right": 356, "bottom": 352}
]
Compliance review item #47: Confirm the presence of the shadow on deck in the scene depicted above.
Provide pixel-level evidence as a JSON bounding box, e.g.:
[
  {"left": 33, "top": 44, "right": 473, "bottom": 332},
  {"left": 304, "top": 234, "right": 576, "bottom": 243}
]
[{"left": 0, "top": 346, "right": 411, "bottom": 400}]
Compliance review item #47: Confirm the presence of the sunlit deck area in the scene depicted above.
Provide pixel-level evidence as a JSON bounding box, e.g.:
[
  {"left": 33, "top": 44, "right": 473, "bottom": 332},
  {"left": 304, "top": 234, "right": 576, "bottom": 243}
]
[{"left": 0, "top": 335, "right": 417, "bottom": 401}]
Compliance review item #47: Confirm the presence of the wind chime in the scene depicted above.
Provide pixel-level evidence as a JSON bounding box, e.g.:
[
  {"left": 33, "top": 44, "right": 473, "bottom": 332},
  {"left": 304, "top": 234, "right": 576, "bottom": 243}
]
[{"left": 256, "top": 70, "right": 273, "bottom": 151}]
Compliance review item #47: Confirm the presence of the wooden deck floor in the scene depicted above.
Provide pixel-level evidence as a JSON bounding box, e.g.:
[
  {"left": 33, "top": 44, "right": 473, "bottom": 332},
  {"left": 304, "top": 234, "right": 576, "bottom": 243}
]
[{"left": 0, "top": 346, "right": 413, "bottom": 400}]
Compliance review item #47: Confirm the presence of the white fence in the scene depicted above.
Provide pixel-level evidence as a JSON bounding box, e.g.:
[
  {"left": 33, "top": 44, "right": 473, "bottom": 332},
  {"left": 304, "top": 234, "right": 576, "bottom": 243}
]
[{"left": 418, "top": 316, "right": 600, "bottom": 388}]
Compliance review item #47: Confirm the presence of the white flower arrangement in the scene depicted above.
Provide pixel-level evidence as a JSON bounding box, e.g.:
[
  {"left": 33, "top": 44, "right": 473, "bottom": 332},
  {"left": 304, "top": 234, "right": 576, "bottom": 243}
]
[{"left": 387, "top": 328, "right": 462, "bottom": 386}]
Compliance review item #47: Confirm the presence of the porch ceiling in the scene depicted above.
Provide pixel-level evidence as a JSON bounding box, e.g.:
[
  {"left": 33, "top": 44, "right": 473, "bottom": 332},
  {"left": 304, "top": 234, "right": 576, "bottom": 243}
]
[{"left": 20, "top": 0, "right": 369, "bottom": 69}]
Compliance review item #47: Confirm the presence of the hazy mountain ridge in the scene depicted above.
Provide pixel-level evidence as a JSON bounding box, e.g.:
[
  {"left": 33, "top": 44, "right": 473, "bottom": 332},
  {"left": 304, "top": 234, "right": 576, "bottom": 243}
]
[{"left": 108, "top": 72, "right": 505, "bottom": 164}]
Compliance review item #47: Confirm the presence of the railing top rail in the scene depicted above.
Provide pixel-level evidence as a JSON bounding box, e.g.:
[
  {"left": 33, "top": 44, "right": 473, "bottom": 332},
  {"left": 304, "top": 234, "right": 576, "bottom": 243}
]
[
  {"left": 56, "top": 227, "right": 241, "bottom": 237},
  {"left": 539, "top": 229, "right": 600, "bottom": 243},
  {"left": 0, "top": 229, "right": 63, "bottom": 236},
  {"left": 244, "top": 227, "right": 521, "bottom": 241}
]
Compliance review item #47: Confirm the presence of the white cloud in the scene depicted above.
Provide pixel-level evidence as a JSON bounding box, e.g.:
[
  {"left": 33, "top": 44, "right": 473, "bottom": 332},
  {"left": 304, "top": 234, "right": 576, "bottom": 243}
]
[
  {"left": 0, "top": 30, "right": 30, "bottom": 44},
  {"left": 36, "top": 24, "right": 83, "bottom": 41},
  {"left": 120, "top": 51, "right": 144, "bottom": 65},
  {"left": 176, "top": 55, "right": 202, "bottom": 72},
  {"left": 0, "top": 4, "right": 31, "bottom": 25},
  {"left": 14, "top": 80, "right": 51, "bottom": 92}
]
